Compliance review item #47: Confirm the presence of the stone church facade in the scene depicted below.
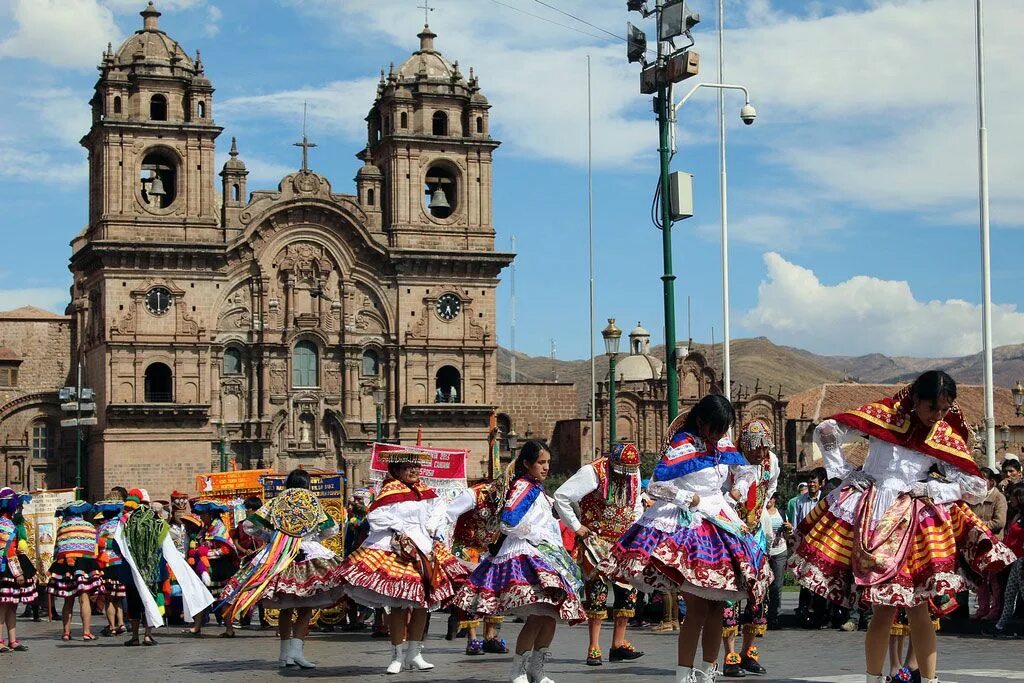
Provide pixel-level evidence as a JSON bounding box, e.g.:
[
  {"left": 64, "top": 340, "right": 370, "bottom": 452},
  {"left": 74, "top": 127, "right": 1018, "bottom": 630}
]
[{"left": 61, "top": 3, "right": 511, "bottom": 499}]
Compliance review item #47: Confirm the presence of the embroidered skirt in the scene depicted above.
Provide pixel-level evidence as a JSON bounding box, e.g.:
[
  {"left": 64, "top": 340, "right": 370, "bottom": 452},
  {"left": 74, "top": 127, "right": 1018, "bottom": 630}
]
[
  {"left": 789, "top": 486, "right": 1016, "bottom": 609},
  {"left": 0, "top": 554, "right": 38, "bottom": 605},
  {"left": 47, "top": 557, "right": 104, "bottom": 598},
  {"left": 651, "top": 518, "right": 770, "bottom": 604},
  {"left": 223, "top": 554, "right": 347, "bottom": 611},
  {"left": 101, "top": 565, "right": 127, "bottom": 599},
  {"left": 454, "top": 545, "right": 586, "bottom": 625},
  {"left": 338, "top": 542, "right": 466, "bottom": 611},
  {"left": 597, "top": 524, "right": 678, "bottom": 593}
]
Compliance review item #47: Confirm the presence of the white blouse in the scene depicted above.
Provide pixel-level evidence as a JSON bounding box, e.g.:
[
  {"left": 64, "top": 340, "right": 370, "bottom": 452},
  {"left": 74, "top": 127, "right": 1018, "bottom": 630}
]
[
  {"left": 496, "top": 487, "right": 562, "bottom": 560},
  {"left": 642, "top": 462, "right": 756, "bottom": 533},
  {"left": 552, "top": 463, "right": 644, "bottom": 533},
  {"left": 815, "top": 419, "right": 987, "bottom": 521},
  {"left": 363, "top": 496, "right": 447, "bottom": 555}
]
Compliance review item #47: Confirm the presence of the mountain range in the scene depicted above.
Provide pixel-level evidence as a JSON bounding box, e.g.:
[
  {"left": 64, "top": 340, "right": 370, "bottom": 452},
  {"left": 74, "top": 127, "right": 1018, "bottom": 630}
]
[{"left": 497, "top": 338, "right": 1024, "bottom": 415}]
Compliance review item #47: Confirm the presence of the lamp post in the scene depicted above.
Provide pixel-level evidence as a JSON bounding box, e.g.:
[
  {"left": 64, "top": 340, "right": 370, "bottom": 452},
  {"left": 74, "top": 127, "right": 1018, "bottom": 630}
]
[
  {"left": 508, "top": 429, "right": 519, "bottom": 465},
  {"left": 1013, "top": 380, "right": 1024, "bottom": 417},
  {"left": 672, "top": 81, "right": 755, "bottom": 401},
  {"left": 218, "top": 421, "right": 229, "bottom": 472},
  {"left": 373, "top": 381, "right": 386, "bottom": 442},
  {"left": 602, "top": 318, "right": 623, "bottom": 451}
]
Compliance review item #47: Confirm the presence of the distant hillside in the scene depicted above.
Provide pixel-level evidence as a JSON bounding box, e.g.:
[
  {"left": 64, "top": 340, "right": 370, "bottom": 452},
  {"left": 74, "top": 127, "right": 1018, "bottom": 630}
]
[{"left": 499, "top": 338, "right": 1024, "bottom": 418}]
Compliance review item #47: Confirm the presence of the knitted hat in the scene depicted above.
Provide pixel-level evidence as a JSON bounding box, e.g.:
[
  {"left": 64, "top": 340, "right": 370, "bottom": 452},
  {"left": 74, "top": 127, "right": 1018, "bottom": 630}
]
[
  {"left": 58, "top": 500, "right": 94, "bottom": 518},
  {"left": 95, "top": 500, "right": 124, "bottom": 516},
  {"left": 609, "top": 442, "right": 641, "bottom": 471}
]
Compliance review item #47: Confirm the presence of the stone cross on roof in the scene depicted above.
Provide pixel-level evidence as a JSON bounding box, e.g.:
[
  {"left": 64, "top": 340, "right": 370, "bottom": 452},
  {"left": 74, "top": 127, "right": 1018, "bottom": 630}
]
[
  {"left": 293, "top": 102, "right": 317, "bottom": 173},
  {"left": 418, "top": 0, "right": 435, "bottom": 26}
]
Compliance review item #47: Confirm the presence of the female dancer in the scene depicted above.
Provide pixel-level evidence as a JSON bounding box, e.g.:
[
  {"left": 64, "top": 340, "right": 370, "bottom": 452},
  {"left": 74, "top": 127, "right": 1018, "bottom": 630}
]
[
  {"left": 188, "top": 499, "right": 238, "bottom": 637},
  {"left": 0, "top": 488, "right": 37, "bottom": 652},
  {"left": 789, "top": 371, "right": 1016, "bottom": 683},
  {"left": 600, "top": 395, "right": 769, "bottom": 683},
  {"left": 338, "top": 450, "right": 467, "bottom": 674},
  {"left": 95, "top": 499, "right": 127, "bottom": 636},
  {"left": 222, "top": 469, "right": 346, "bottom": 669},
  {"left": 48, "top": 501, "right": 104, "bottom": 641},
  {"left": 455, "top": 440, "right": 586, "bottom": 683}
]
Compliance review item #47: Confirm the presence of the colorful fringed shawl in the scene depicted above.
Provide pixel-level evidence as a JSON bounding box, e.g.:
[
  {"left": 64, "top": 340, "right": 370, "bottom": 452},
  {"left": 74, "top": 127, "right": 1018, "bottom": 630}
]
[{"left": 223, "top": 488, "right": 334, "bottom": 620}]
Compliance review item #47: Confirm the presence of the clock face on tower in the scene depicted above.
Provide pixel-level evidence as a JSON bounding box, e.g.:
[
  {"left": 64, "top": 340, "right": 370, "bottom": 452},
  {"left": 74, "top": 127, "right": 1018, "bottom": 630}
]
[
  {"left": 435, "top": 293, "right": 462, "bottom": 321},
  {"left": 145, "top": 286, "right": 172, "bottom": 316}
]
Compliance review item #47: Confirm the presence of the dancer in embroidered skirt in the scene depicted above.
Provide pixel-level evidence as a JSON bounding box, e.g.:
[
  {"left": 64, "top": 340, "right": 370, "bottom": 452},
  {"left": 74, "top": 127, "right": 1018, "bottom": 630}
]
[
  {"left": 1, "top": 488, "right": 36, "bottom": 653},
  {"left": 95, "top": 500, "right": 127, "bottom": 636},
  {"left": 788, "top": 371, "right": 1017, "bottom": 683},
  {"left": 720, "top": 419, "right": 780, "bottom": 677},
  {"left": 553, "top": 442, "right": 645, "bottom": 667},
  {"left": 187, "top": 499, "right": 238, "bottom": 637},
  {"left": 448, "top": 480, "right": 508, "bottom": 656},
  {"left": 48, "top": 501, "right": 104, "bottom": 641},
  {"left": 455, "top": 440, "right": 585, "bottom": 683},
  {"left": 599, "top": 395, "right": 769, "bottom": 683},
  {"left": 338, "top": 450, "right": 467, "bottom": 674},
  {"left": 221, "top": 469, "right": 346, "bottom": 669}
]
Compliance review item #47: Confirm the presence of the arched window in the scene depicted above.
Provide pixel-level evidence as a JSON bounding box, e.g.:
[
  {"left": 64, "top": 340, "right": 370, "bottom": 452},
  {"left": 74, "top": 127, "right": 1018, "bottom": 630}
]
[
  {"left": 476, "top": 116, "right": 483, "bottom": 134},
  {"left": 150, "top": 94, "right": 167, "bottom": 121},
  {"left": 400, "top": 111, "right": 408, "bottom": 128},
  {"left": 144, "top": 362, "right": 173, "bottom": 402},
  {"left": 435, "top": 365, "right": 461, "bottom": 403},
  {"left": 432, "top": 111, "right": 448, "bottom": 136},
  {"left": 293, "top": 341, "right": 318, "bottom": 387},
  {"left": 113, "top": 96, "right": 122, "bottom": 114},
  {"left": 367, "top": 188, "right": 375, "bottom": 206},
  {"left": 231, "top": 184, "right": 240, "bottom": 202},
  {"left": 140, "top": 149, "right": 177, "bottom": 207},
  {"left": 361, "top": 349, "right": 380, "bottom": 377},
  {"left": 197, "top": 100, "right": 206, "bottom": 118},
  {"left": 31, "top": 422, "right": 52, "bottom": 459},
  {"left": 223, "top": 347, "right": 242, "bottom": 375}
]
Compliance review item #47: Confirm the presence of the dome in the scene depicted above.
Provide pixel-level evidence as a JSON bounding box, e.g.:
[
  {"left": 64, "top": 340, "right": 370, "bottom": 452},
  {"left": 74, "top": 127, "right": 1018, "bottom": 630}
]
[
  {"left": 610, "top": 354, "right": 664, "bottom": 382},
  {"left": 111, "top": 2, "right": 195, "bottom": 74},
  {"left": 395, "top": 26, "right": 459, "bottom": 81},
  {"left": 356, "top": 162, "right": 382, "bottom": 178},
  {"left": 630, "top": 323, "right": 650, "bottom": 338}
]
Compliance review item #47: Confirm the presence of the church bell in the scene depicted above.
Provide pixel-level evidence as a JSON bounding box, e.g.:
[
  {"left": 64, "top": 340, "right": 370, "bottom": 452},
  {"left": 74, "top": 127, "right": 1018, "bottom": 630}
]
[
  {"left": 428, "top": 186, "right": 450, "bottom": 210},
  {"left": 148, "top": 175, "right": 166, "bottom": 197}
]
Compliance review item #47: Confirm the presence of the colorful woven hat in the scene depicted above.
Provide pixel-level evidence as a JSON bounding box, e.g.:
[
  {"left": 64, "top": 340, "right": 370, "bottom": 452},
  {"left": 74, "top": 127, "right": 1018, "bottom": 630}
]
[
  {"left": 58, "top": 500, "right": 94, "bottom": 518},
  {"left": 178, "top": 513, "right": 203, "bottom": 528},
  {"left": 610, "top": 442, "right": 641, "bottom": 471},
  {"left": 95, "top": 499, "right": 124, "bottom": 516},
  {"left": 738, "top": 419, "right": 774, "bottom": 452},
  {"left": 0, "top": 487, "right": 14, "bottom": 501},
  {"left": 378, "top": 448, "right": 432, "bottom": 466},
  {"left": 192, "top": 499, "right": 230, "bottom": 514},
  {"left": 17, "top": 492, "right": 32, "bottom": 506}
]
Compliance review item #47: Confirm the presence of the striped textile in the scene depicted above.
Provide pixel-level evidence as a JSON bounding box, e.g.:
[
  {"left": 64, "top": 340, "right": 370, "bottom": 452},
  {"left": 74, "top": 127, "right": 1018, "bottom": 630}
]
[{"left": 53, "top": 519, "right": 98, "bottom": 562}]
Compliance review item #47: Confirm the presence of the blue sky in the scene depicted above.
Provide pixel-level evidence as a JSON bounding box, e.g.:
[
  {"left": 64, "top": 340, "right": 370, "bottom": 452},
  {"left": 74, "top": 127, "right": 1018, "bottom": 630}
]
[{"left": 1, "top": 0, "right": 1023, "bottom": 359}]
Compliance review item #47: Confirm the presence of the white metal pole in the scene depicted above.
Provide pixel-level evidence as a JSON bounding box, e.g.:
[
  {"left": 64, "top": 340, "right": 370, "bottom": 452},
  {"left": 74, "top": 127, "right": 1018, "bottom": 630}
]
[
  {"left": 510, "top": 234, "right": 517, "bottom": 382},
  {"left": 587, "top": 55, "right": 597, "bottom": 461},
  {"left": 975, "top": 0, "right": 996, "bottom": 469},
  {"left": 717, "top": 0, "right": 732, "bottom": 404}
]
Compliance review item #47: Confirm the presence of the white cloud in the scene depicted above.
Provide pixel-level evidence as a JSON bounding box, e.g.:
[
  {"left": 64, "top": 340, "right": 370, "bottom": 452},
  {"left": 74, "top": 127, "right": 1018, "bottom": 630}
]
[
  {"left": 0, "top": 0, "right": 120, "bottom": 69},
  {"left": 0, "top": 287, "right": 70, "bottom": 314},
  {"left": 203, "top": 4, "right": 221, "bottom": 37},
  {"left": 741, "top": 252, "right": 1024, "bottom": 357},
  {"left": 103, "top": 0, "right": 202, "bottom": 10},
  {"left": 0, "top": 139, "right": 87, "bottom": 184}
]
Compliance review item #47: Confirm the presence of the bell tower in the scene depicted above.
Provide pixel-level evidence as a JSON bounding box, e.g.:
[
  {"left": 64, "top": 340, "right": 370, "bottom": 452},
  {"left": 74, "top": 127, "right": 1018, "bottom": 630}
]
[
  {"left": 360, "top": 24, "right": 498, "bottom": 251},
  {"left": 81, "top": 1, "right": 222, "bottom": 243}
]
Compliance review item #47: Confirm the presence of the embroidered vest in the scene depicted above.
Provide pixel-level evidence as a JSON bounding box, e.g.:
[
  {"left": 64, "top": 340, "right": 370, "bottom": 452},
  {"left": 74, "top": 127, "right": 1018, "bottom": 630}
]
[
  {"left": 578, "top": 459, "right": 639, "bottom": 542},
  {"left": 453, "top": 482, "right": 500, "bottom": 551}
]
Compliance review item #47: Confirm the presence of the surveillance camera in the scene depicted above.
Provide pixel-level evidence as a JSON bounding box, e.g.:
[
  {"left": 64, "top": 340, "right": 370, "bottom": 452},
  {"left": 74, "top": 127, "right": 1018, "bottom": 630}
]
[{"left": 740, "top": 103, "right": 757, "bottom": 125}]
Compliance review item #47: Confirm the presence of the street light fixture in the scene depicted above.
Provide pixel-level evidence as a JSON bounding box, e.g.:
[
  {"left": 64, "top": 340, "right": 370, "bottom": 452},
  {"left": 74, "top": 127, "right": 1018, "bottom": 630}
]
[
  {"left": 602, "top": 319, "right": 623, "bottom": 450},
  {"left": 1013, "top": 380, "right": 1024, "bottom": 417},
  {"left": 672, "top": 81, "right": 755, "bottom": 404},
  {"left": 507, "top": 429, "right": 519, "bottom": 464},
  {"left": 373, "top": 381, "right": 387, "bottom": 442}
]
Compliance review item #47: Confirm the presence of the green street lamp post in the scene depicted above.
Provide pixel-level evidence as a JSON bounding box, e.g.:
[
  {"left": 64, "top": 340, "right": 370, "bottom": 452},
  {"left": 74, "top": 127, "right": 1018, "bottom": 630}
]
[
  {"left": 374, "top": 381, "right": 387, "bottom": 442},
  {"left": 602, "top": 318, "right": 623, "bottom": 450}
]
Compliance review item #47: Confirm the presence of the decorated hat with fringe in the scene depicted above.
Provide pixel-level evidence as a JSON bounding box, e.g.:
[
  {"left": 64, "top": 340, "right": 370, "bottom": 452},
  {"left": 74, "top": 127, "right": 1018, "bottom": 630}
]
[
  {"left": 738, "top": 419, "right": 774, "bottom": 452},
  {"left": 609, "top": 442, "right": 641, "bottom": 471},
  {"left": 178, "top": 513, "right": 203, "bottom": 528},
  {"left": 57, "top": 500, "right": 94, "bottom": 518},
  {"left": 378, "top": 448, "right": 432, "bottom": 466}
]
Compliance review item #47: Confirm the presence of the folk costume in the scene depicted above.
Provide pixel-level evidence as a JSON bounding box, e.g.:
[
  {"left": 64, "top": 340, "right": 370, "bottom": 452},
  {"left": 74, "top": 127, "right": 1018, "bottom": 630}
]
[
  {"left": 114, "top": 490, "right": 214, "bottom": 630},
  {"left": 553, "top": 442, "right": 645, "bottom": 665},
  {"left": 96, "top": 501, "right": 127, "bottom": 600},
  {"left": 599, "top": 423, "right": 769, "bottom": 605},
  {"left": 721, "top": 420, "right": 781, "bottom": 677},
  {"left": 0, "top": 488, "right": 37, "bottom": 608},
  {"left": 788, "top": 386, "right": 1016, "bottom": 612},
  {"left": 192, "top": 499, "right": 238, "bottom": 597},
  {"left": 448, "top": 481, "right": 507, "bottom": 656},
  {"left": 47, "top": 501, "right": 104, "bottom": 599}
]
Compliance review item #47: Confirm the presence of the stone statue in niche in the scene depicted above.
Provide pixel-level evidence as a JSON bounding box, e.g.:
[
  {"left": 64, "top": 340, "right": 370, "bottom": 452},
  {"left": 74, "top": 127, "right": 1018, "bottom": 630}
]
[{"left": 299, "top": 416, "right": 313, "bottom": 444}]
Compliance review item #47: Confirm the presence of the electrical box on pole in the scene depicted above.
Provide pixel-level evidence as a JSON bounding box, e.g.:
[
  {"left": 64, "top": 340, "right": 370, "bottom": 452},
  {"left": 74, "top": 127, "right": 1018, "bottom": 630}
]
[{"left": 669, "top": 171, "right": 694, "bottom": 220}]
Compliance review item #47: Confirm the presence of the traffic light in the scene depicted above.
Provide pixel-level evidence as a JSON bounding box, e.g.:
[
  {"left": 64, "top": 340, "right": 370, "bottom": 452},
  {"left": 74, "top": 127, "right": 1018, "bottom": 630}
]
[{"left": 627, "top": 22, "right": 647, "bottom": 64}]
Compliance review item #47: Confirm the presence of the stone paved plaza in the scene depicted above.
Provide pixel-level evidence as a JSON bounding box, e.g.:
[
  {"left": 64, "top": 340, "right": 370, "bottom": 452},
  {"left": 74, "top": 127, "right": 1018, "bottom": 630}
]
[{"left": 5, "top": 610, "right": 1022, "bottom": 683}]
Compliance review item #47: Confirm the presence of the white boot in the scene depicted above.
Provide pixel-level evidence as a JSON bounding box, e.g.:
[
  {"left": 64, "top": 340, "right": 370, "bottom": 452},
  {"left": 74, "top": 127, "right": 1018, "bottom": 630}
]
[
  {"left": 387, "top": 643, "right": 407, "bottom": 675},
  {"left": 922, "top": 678, "right": 939, "bottom": 683},
  {"left": 405, "top": 641, "right": 434, "bottom": 671},
  {"left": 693, "top": 662, "right": 718, "bottom": 683},
  {"left": 509, "top": 652, "right": 530, "bottom": 683},
  {"left": 278, "top": 639, "right": 294, "bottom": 667},
  {"left": 527, "top": 648, "right": 555, "bottom": 683},
  {"left": 290, "top": 638, "right": 316, "bottom": 669},
  {"left": 676, "top": 665, "right": 695, "bottom": 683},
  {"left": 865, "top": 676, "right": 885, "bottom": 683}
]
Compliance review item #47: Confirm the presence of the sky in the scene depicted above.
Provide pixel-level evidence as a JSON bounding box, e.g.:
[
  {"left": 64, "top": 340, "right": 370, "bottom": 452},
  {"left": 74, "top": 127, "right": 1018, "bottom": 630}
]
[{"left": 0, "top": 0, "right": 1022, "bottom": 360}]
